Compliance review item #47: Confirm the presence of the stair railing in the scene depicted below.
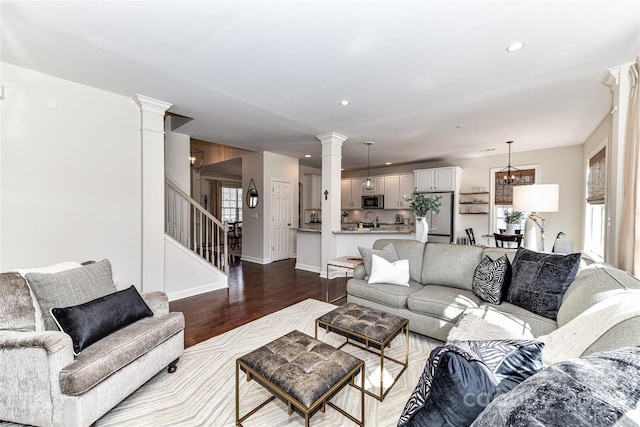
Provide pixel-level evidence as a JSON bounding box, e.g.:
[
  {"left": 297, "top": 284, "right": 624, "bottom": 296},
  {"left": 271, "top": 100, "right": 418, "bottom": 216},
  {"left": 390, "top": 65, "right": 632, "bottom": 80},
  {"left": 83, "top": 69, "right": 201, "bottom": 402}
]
[{"left": 165, "top": 178, "right": 229, "bottom": 274}]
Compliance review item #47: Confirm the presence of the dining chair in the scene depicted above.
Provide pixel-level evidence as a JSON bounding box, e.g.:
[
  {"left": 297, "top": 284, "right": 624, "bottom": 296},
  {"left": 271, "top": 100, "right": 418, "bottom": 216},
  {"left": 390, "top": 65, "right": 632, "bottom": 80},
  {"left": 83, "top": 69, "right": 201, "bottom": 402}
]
[
  {"left": 229, "top": 222, "right": 242, "bottom": 249},
  {"left": 465, "top": 228, "right": 476, "bottom": 245},
  {"left": 494, "top": 233, "right": 522, "bottom": 248}
]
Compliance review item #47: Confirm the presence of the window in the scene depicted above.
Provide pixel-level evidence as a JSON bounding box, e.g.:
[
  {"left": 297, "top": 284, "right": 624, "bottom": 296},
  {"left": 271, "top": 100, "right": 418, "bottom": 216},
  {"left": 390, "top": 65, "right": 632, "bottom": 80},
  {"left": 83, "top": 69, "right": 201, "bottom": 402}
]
[
  {"left": 492, "top": 168, "right": 536, "bottom": 232},
  {"left": 585, "top": 147, "right": 606, "bottom": 258},
  {"left": 587, "top": 147, "right": 606, "bottom": 205},
  {"left": 221, "top": 186, "right": 243, "bottom": 223}
]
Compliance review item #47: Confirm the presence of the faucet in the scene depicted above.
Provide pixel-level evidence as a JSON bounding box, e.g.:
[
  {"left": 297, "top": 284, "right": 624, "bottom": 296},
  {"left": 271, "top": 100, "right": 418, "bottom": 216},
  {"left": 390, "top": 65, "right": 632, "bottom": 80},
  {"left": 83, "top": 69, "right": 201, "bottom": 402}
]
[{"left": 365, "top": 211, "right": 377, "bottom": 227}]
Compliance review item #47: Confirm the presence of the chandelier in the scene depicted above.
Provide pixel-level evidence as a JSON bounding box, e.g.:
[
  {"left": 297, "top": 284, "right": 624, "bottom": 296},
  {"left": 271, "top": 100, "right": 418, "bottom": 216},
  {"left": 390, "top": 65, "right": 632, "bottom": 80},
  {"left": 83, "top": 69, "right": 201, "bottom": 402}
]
[
  {"left": 498, "top": 141, "right": 521, "bottom": 185},
  {"left": 362, "top": 141, "right": 375, "bottom": 191}
]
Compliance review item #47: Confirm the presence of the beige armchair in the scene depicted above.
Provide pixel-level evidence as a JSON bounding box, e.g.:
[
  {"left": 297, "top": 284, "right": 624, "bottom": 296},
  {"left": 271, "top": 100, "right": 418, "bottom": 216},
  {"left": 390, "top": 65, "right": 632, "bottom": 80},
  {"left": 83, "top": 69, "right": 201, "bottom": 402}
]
[{"left": 0, "top": 263, "right": 184, "bottom": 427}]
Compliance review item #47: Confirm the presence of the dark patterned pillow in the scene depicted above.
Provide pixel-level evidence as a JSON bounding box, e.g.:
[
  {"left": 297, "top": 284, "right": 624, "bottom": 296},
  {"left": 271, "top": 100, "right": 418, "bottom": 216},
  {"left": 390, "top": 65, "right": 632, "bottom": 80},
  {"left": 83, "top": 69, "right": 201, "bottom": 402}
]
[
  {"left": 397, "top": 340, "right": 544, "bottom": 427},
  {"left": 506, "top": 248, "right": 581, "bottom": 320},
  {"left": 472, "top": 347, "right": 640, "bottom": 427},
  {"left": 472, "top": 255, "right": 512, "bottom": 304}
]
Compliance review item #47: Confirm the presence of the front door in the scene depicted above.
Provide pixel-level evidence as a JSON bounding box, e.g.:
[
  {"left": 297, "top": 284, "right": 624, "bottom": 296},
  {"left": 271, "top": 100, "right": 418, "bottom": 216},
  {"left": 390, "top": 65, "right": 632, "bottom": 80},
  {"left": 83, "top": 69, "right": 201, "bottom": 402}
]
[{"left": 271, "top": 180, "right": 292, "bottom": 262}]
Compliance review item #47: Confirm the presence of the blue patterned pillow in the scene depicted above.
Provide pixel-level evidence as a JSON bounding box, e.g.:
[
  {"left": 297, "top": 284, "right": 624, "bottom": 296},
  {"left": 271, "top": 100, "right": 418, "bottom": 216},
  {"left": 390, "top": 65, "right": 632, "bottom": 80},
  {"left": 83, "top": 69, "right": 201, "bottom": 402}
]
[
  {"left": 472, "top": 255, "right": 512, "bottom": 304},
  {"left": 397, "top": 340, "right": 544, "bottom": 427}
]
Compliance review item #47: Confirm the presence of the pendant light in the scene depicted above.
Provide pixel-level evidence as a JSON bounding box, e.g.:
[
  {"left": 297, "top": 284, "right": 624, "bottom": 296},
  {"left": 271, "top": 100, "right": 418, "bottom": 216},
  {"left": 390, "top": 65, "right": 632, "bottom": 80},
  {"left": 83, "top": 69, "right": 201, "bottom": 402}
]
[
  {"left": 362, "top": 141, "right": 375, "bottom": 191},
  {"left": 498, "top": 140, "right": 521, "bottom": 185}
]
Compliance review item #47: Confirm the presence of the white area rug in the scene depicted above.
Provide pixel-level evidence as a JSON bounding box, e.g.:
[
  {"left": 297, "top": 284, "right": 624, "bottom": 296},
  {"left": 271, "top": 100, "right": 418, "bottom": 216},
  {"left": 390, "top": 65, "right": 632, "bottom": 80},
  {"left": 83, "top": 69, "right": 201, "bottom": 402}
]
[{"left": 5, "top": 299, "right": 440, "bottom": 426}]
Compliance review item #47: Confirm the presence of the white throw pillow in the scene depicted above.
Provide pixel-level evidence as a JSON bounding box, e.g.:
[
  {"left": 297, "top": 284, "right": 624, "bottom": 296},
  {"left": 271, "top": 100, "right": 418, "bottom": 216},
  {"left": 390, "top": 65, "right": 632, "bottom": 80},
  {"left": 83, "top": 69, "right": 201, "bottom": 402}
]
[{"left": 368, "top": 254, "right": 410, "bottom": 286}]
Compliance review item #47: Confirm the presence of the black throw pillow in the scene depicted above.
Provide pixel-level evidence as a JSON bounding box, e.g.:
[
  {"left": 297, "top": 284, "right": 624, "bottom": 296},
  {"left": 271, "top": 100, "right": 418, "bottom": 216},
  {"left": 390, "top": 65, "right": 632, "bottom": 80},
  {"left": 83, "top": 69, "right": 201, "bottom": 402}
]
[
  {"left": 51, "top": 285, "right": 153, "bottom": 354},
  {"left": 397, "top": 339, "right": 544, "bottom": 427},
  {"left": 506, "top": 247, "right": 581, "bottom": 320}
]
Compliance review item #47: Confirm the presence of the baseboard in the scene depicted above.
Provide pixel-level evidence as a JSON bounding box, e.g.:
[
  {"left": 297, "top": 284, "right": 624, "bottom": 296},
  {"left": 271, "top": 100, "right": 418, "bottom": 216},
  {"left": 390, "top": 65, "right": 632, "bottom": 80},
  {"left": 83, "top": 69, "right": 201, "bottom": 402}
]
[
  {"left": 241, "top": 255, "right": 270, "bottom": 264},
  {"left": 167, "top": 282, "right": 227, "bottom": 301},
  {"left": 295, "top": 262, "right": 322, "bottom": 274}
]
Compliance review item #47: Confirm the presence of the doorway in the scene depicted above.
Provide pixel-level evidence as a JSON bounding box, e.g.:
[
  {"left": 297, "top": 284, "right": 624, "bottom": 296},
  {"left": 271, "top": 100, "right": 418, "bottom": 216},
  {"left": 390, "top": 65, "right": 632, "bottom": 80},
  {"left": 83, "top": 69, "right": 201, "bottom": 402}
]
[{"left": 271, "top": 179, "right": 293, "bottom": 262}]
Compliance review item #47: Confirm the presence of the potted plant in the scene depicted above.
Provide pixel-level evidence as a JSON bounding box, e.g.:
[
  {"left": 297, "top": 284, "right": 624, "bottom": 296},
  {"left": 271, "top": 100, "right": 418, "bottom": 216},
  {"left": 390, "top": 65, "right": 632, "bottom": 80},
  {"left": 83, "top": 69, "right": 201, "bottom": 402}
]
[
  {"left": 504, "top": 210, "right": 523, "bottom": 235},
  {"left": 403, "top": 191, "right": 442, "bottom": 242}
]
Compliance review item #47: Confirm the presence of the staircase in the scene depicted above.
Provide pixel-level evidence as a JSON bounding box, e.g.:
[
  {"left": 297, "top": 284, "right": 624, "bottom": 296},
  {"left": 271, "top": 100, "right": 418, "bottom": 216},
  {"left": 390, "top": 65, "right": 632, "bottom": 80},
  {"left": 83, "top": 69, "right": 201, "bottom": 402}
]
[{"left": 165, "top": 177, "right": 229, "bottom": 274}]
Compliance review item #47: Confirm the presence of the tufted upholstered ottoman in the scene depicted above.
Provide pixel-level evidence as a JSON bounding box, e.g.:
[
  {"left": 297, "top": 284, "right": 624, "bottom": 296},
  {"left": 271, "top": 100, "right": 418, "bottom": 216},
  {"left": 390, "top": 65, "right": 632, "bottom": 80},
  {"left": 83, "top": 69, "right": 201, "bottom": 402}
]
[
  {"left": 316, "top": 302, "right": 409, "bottom": 401},
  {"left": 235, "top": 330, "right": 364, "bottom": 427}
]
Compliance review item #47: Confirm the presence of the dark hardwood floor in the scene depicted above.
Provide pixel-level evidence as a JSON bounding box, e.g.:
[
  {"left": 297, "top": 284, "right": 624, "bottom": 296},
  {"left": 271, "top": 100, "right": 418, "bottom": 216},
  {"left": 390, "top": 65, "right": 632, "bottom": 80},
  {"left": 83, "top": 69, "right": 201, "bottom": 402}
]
[{"left": 169, "top": 258, "right": 347, "bottom": 348}]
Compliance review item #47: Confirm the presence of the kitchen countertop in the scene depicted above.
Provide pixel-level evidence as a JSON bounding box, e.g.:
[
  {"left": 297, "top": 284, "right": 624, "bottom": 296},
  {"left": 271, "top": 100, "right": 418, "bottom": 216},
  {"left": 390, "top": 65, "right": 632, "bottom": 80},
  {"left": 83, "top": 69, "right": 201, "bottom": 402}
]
[
  {"left": 297, "top": 224, "right": 414, "bottom": 234},
  {"left": 334, "top": 227, "right": 413, "bottom": 234}
]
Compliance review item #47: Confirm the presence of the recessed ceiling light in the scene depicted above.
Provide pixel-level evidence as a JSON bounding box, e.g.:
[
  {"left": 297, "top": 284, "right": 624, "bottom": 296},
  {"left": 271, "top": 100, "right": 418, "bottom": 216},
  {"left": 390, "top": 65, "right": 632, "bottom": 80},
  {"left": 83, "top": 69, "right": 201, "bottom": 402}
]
[
  {"left": 506, "top": 41, "right": 525, "bottom": 52},
  {"left": 304, "top": 154, "right": 311, "bottom": 158},
  {"left": 340, "top": 100, "right": 350, "bottom": 106},
  {"left": 385, "top": 162, "right": 392, "bottom": 165}
]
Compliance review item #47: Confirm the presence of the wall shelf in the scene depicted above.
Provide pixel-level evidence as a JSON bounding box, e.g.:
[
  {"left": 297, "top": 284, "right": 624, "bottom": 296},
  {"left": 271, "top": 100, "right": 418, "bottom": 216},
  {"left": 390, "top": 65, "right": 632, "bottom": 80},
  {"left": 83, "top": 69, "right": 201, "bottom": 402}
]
[{"left": 459, "top": 191, "right": 490, "bottom": 215}]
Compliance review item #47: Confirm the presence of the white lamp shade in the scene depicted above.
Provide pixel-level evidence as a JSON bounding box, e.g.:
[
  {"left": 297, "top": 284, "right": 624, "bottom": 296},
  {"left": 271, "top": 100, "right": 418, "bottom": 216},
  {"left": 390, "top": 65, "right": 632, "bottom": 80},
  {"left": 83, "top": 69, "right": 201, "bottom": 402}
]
[{"left": 512, "top": 184, "right": 559, "bottom": 212}]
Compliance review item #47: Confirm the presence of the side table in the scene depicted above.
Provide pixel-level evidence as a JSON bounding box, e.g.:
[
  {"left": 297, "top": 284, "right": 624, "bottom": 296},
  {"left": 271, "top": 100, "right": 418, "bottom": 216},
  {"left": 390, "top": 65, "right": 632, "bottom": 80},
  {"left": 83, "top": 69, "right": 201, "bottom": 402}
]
[
  {"left": 326, "top": 256, "right": 363, "bottom": 303},
  {"left": 236, "top": 330, "right": 365, "bottom": 426},
  {"left": 316, "top": 302, "right": 409, "bottom": 401}
]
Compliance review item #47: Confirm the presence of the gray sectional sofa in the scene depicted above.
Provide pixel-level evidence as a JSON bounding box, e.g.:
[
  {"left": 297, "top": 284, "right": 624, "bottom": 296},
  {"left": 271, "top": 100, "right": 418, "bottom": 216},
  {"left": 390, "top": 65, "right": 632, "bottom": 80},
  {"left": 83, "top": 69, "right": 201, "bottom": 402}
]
[
  {"left": 347, "top": 239, "right": 640, "bottom": 361},
  {"left": 0, "top": 260, "right": 185, "bottom": 427}
]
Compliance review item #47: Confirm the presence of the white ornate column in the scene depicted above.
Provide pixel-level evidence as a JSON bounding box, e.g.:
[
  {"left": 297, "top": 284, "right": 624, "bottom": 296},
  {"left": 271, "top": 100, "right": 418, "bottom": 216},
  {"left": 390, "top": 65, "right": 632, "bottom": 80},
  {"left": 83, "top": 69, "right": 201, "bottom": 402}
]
[
  {"left": 133, "top": 94, "right": 172, "bottom": 292},
  {"left": 316, "top": 132, "right": 347, "bottom": 278}
]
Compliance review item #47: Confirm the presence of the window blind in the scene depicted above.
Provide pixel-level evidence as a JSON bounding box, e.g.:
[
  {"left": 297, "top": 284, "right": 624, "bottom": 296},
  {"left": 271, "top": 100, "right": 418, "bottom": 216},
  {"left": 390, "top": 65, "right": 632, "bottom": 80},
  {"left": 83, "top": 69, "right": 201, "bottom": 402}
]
[
  {"left": 587, "top": 147, "right": 606, "bottom": 205},
  {"left": 494, "top": 169, "right": 536, "bottom": 205}
]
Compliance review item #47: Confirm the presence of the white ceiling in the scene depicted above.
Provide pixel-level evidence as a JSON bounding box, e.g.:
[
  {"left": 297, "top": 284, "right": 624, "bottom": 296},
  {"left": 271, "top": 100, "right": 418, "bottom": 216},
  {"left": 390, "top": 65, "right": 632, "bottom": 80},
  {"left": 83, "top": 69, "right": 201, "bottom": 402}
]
[{"left": 2, "top": 1, "right": 639, "bottom": 170}]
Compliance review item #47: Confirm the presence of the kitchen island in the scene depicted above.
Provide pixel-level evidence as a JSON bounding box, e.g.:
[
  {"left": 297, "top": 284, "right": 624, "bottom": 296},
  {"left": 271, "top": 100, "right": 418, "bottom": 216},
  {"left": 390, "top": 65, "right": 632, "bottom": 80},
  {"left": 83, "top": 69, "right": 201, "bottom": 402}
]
[{"left": 295, "top": 225, "right": 414, "bottom": 275}]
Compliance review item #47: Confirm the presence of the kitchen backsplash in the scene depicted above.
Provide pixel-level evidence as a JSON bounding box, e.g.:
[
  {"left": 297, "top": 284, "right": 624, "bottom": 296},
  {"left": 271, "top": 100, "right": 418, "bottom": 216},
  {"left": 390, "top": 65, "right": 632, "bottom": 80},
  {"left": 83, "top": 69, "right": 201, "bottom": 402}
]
[{"left": 305, "top": 209, "right": 414, "bottom": 224}]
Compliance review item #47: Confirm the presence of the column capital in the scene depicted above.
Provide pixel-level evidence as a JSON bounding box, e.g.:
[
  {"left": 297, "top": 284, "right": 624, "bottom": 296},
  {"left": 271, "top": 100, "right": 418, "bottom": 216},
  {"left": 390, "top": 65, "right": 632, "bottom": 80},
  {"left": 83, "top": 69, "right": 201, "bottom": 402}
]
[
  {"left": 603, "top": 66, "right": 621, "bottom": 88},
  {"left": 133, "top": 94, "right": 172, "bottom": 115},
  {"left": 316, "top": 132, "right": 348, "bottom": 145}
]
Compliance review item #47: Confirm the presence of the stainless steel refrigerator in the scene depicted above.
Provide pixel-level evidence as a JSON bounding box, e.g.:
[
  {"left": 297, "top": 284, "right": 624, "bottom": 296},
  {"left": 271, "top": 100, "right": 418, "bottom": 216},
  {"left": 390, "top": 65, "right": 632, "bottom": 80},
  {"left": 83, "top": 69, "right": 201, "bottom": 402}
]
[{"left": 420, "top": 192, "right": 454, "bottom": 243}]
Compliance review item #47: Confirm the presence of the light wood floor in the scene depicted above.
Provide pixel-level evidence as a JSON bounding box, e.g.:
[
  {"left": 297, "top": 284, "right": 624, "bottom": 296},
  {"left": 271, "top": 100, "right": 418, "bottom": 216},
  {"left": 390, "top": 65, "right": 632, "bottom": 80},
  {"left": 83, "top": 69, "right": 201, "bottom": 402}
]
[{"left": 169, "top": 258, "right": 347, "bottom": 348}]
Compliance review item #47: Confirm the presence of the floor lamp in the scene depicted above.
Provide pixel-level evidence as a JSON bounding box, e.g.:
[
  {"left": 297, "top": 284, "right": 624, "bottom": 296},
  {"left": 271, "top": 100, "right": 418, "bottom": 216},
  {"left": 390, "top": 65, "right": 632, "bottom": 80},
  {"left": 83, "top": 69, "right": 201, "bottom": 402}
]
[{"left": 512, "top": 184, "right": 559, "bottom": 251}]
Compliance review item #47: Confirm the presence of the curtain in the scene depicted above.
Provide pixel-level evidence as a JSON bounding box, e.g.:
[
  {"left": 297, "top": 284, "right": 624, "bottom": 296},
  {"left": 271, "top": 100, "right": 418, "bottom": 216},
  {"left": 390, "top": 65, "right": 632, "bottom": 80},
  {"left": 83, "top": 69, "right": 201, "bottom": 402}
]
[{"left": 618, "top": 57, "right": 640, "bottom": 275}]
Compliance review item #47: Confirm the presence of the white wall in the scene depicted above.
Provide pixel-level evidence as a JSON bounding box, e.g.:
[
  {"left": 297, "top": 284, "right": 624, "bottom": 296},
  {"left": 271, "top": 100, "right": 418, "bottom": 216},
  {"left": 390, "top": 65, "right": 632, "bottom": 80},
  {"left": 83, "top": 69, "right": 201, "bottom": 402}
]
[
  {"left": 455, "top": 145, "right": 584, "bottom": 252},
  {"left": 241, "top": 151, "right": 299, "bottom": 264},
  {"left": 164, "top": 119, "right": 190, "bottom": 192},
  {"left": 164, "top": 235, "right": 227, "bottom": 300},
  {"left": 262, "top": 152, "right": 299, "bottom": 263},
  {"left": 1, "top": 63, "right": 142, "bottom": 287},
  {"left": 241, "top": 151, "right": 265, "bottom": 263}
]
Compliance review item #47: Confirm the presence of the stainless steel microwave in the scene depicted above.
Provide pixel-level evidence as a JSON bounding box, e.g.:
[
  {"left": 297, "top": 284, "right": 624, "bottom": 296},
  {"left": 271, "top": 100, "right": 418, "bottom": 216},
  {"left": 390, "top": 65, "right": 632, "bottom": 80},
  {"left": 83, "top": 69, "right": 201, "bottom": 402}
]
[{"left": 362, "top": 195, "right": 384, "bottom": 209}]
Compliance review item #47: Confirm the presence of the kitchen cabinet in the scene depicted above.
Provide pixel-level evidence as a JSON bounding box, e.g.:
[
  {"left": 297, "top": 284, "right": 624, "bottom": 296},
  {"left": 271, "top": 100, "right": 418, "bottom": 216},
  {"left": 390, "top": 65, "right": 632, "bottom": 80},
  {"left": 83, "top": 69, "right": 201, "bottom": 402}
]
[
  {"left": 341, "top": 178, "right": 363, "bottom": 209},
  {"left": 414, "top": 167, "right": 460, "bottom": 192},
  {"left": 399, "top": 173, "right": 415, "bottom": 208},
  {"left": 306, "top": 174, "right": 322, "bottom": 209},
  {"left": 383, "top": 173, "right": 415, "bottom": 209}
]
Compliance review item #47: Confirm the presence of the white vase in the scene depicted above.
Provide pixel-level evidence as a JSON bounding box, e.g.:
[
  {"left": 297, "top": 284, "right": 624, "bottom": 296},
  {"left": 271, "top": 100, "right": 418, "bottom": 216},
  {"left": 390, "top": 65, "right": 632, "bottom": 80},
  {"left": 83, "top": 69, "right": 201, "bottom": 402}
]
[
  {"left": 506, "top": 223, "right": 517, "bottom": 235},
  {"left": 415, "top": 216, "right": 429, "bottom": 243}
]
